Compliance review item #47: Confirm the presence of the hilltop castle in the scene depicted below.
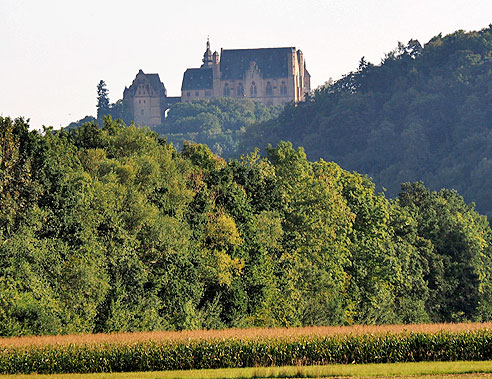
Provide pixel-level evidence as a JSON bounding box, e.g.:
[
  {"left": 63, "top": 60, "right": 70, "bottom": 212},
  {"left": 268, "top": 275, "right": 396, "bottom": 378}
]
[{"left": 123, "top": 41, "right": 310, "bottom": 126}]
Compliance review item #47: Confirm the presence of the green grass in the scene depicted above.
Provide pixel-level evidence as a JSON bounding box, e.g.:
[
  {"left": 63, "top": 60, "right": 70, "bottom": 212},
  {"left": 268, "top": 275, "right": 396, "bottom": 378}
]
[{"left": 2, "top": 361, "right": 492, "bottom": 379}]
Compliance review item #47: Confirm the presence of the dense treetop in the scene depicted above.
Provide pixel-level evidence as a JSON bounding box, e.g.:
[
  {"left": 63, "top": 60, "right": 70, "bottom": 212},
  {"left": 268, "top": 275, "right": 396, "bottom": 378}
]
[
  {"left": 1, "top": 116, "right": 492, "bottom": 336},
  {"left": 241, "top": 26, "right": 492, "bottom": 218}
]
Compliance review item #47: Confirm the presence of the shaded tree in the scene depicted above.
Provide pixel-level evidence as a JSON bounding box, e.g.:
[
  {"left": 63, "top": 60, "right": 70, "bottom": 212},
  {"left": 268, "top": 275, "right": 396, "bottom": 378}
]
[{"left": 96, "top": 80, "right": 110, "bottom": 120}]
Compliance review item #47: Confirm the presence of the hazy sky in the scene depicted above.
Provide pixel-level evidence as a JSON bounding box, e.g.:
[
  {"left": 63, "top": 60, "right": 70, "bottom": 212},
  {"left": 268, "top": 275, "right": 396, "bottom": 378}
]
[{"left": 2, "top": 0, "right": 492, "bottom": 129}]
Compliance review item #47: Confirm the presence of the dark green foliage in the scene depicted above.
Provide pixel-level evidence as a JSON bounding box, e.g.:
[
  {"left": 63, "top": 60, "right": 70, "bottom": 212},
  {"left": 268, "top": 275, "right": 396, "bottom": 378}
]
[
  {"left": 397, "top": 182, "right": 492, "bottom": 321},
  {"left": 95, "top": 81, "right": 123, "bottom": 125},
  {"left": 240, "top": 26, "right": 492, "bottom": 218},
  {"left": 66, "top": 115, "right": 97, "bottom": 130},
  {"left": 96, "top": 80, "right": 110, "bottom": 120},
  {"left": 153, "top": 98, "right": 282, "bottom": 158},
  {"left": 2, "top": 116, "right": 492, "bottom": 336},
  {"left": 2, "top": 331, "right": 492, "bottom": 374}
]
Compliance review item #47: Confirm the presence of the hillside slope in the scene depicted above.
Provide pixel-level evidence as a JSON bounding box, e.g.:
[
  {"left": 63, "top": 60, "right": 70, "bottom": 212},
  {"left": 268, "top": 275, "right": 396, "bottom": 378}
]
[{"left": 241, "top": 26, "right": 492, "bottom": 217}]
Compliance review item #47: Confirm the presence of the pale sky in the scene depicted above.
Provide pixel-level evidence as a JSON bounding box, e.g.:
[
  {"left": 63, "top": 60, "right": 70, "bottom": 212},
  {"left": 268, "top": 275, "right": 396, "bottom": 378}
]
[{"left": 2, "top": 0, "right": 492, "bottom": 129}]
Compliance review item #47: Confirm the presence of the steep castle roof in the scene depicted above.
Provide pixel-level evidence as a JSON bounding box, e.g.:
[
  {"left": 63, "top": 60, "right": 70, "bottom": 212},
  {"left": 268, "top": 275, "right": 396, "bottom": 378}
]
[
  {"left": 124, "top": 70, "right": 167, "bottom": 97},
  {"left": 220, "top": 47, "right": 295, "bottom": 80},
  {"left": 181, "top": 68, "right": 213, "bottom": 90},
  {"left": 146, "top": 73, "right": 167, "bottom": 96}
]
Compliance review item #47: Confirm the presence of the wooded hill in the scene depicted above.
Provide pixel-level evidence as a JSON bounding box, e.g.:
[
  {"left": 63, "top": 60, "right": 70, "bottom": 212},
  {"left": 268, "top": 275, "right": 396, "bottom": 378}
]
[
  {"left": 1, "top": 116, "right": 492, "bottom": 336},
  {"left": 153, "top": 98, "right": 282, "bottom": 158},
  {"left": 241, "top": 26, "right": 492, "bottom": 218}
]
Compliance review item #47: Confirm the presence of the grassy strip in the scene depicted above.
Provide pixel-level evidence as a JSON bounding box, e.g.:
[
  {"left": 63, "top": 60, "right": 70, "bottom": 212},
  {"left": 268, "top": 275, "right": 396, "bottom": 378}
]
[
  {"left": 3, "top": 331, "right": 492, "bottom": 374},
  {"left": 2, "top": 361, "right": 492, "bottom": 379}
]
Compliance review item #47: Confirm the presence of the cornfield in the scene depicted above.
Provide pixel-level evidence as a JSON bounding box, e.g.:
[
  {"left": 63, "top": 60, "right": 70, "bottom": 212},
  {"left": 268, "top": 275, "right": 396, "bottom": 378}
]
[{"left": 1, "top": 323, "right": 492, "bottom": 374}]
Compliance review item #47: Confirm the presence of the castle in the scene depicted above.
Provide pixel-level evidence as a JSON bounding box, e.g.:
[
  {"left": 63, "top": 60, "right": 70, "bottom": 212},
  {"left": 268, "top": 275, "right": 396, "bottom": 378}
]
[
  {"left": 122, "top": 70, "right": 179, "bottom": 127},
  {"left": 123, "top": 41, "right": 310, "bottom": 126}
]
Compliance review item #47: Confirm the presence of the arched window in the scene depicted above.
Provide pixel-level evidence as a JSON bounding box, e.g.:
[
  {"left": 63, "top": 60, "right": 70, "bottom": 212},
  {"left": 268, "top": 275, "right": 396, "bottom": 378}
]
[
  {"left": 280, "top": 81, "right": 287, "bottom": 95},
  {"left": 266, "top": 81, "right": 273, "bottom": 96},
  {"left": 250, "top": 81, "right": 257, "bottom": 97},
  {"left": 237, "top": 83, "right": 244, "bottom": 97},
  {"left": 224, "top": 83, "right": 230, "bottom": 97}
]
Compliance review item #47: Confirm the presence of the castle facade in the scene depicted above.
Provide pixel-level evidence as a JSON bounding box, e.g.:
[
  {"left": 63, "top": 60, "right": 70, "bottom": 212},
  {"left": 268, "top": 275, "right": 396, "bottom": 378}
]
[
  {"left": 122, "top": 41, "right": 310, "bottom": 126},
  {"left": 182, "top": 41, "right": 310, "bottom": 106},
  {"left": 122, "top": 70, "right": 179, "bottom": 127}
]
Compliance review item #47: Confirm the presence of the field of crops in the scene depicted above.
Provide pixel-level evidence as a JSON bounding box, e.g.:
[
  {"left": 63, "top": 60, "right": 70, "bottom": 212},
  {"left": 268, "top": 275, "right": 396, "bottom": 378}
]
[{"left": 1, "top": 323, "right": 492, "bottom": 374}]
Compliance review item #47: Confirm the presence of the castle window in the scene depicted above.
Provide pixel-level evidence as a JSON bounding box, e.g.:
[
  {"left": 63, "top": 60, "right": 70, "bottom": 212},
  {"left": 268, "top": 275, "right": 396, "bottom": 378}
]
[
  {"left": 205, "top": 90, "right": 211, "bottom": 97},
  {"left": 280, "top": 81, "right": 287, "bottom": 95},
  {"left": 139, "top": 100, "right": 141, "bottom": 104},
  {"left": 187, "top": 92, "right": 190, "bottom": 97},
  {"left": 237, "top": 83, "right": 244, "bottom": 97},
  {"left": 141, "top": 109, "right": 144, "bottom": 116},
  {"left": 250, "top": 81, "right": 257, "bottom": 97},
  {"left": 266, "top": 82, "right": 273, "bottom": 96},
  {"left": 195, "top": 91, "right": 199, "bottom": 97},
  {"left": 224, "top": 83, "right": 230, "bottom": 97}
]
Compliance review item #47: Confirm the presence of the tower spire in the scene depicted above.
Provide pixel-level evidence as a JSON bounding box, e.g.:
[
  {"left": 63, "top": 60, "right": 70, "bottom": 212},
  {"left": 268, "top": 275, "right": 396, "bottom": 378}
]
[{"left": 202, "top": 36, "right": 213, "bottom": 67}]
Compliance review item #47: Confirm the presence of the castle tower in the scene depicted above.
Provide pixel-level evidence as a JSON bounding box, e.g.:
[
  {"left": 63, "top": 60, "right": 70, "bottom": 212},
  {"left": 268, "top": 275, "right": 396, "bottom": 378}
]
[
  {"left": 122, "top": 70, "right": 168, "bottom": 126},
  {"left": 202, "top": 38, "right": 213, "bottom": 68}
]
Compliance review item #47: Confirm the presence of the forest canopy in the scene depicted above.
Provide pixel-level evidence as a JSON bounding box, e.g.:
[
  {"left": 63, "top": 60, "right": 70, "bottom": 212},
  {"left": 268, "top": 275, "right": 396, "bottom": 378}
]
[
  {"left": 152, "top": 98, "right": 282, "bottom": 158},
  {"left": 1, "top": 116, "right": 492, "bottom": 336},
  {"left": 240, "top": 26, "right": 492, "bottom": 218}
]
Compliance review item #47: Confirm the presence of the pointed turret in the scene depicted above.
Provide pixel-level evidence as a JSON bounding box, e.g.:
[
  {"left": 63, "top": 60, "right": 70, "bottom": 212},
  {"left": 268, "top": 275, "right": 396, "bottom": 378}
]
[
  {"left": 212, "top": 51, "right": 219, "bottom": 64},
  {"left": 202, "top": 37, "right": 213, "bottom": 67}
]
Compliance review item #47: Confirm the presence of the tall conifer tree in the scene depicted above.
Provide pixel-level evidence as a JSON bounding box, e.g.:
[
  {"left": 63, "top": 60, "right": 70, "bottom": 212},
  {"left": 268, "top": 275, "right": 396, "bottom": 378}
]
[{"left": 96, "top": 80, "right": 110, "bottom": 120}]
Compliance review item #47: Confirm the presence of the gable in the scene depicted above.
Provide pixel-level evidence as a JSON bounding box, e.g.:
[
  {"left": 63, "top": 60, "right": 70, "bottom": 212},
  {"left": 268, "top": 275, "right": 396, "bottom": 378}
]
[{"left": 125, "top": 71, "right": 167, "bottom": 98}]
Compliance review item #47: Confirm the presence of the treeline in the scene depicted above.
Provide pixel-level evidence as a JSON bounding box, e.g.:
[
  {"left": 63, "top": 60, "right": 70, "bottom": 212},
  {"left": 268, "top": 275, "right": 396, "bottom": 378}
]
[
  {"left": 241, "top": 26, "right": 492, "bottom": 218},
  {"left": 1, "top": 116, "right": 492, "bottom": 336}
]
